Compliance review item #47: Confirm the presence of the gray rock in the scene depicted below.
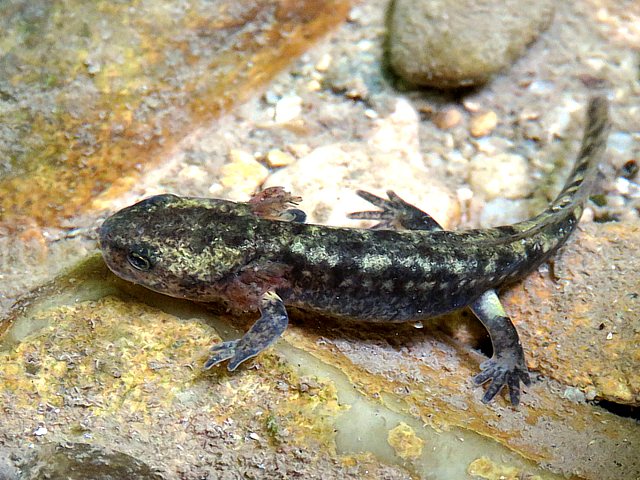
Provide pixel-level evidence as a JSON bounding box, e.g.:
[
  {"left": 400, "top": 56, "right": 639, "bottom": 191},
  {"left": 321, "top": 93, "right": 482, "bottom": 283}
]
[{"left": 388, "top": 0, "right": 555, "bottom": 88}]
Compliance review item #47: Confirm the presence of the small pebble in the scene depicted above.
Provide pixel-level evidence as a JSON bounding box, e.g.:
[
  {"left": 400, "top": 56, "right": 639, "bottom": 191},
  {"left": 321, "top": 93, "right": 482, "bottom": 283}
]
[
  {"left": 607, "top": 131, "right": 633, "bottom": 156},
  {"left": 474, "top": 136, "right": 513, "bottom": 155},
  {"left": 433, "top": 107, "right": 462, "bottom": 130},
  {"left": 615, "top": 177, "right": 631, "bottom": 195},
  {"left": 456, "top": 187, "right": 474, "bottom": 202},
  {"left": 608, "top": 195, "right": 626, "bottom": 208},
  {"left": 266, "top": 149, "right": 295, "bottom": 168},
  {"left": 286, "top": 143, "right": 311, "bottom": 158},
  {"left": 84, "top": 58, "right": 101, "bottom": 75},
  {"left": 562, "top": 387, "right": 586, "bottom": 403},
  {"left": 580, "top": 207, "right": 594, "bottom": 223},
  {"left": 306, "top": 80, "right": 321, "bottom": 92},
  {"left": 462, "top": 99, "right": 482, "bottom": 113},
  {"left": 347, "top": 6, "right": 364, "bottom": 23},
  {"left": 274, "top": 95, "right": 302, "bottom": 123},
  {"left": 547, "top": 108, "right": 572, "bottom": 139},
  {"left": 620, "top": 160, "right": 638, "bottom": 180},
  {"left": 33, "top": 426, "right": 48, "bottom": 436},
  {"left": 528, "top": 79, "right": 554, "bottom": 94},
  {"left": 315, "top": 53, "right": 332, "bottom": 72},
  {"left": 470, "top": 111, "right": 498, "bottom": 137},
  {"left": 364, "top": 108, "right": 379, "bottom": 119},
  {"left": 264, "top": 90, "right": 279, "bottom": 105},
  {"left": 519, "top": 108, "right": 540, "bottom": 121}
]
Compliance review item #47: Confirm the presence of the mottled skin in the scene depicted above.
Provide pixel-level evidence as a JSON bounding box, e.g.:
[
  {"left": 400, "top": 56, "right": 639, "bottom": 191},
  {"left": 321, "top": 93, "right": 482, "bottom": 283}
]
[{"left": 100, "top": 97, "right": 609, "bottom": 406}]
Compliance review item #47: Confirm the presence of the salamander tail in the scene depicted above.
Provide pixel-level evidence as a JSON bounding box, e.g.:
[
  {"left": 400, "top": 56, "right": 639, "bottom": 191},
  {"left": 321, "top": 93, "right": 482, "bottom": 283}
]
[
  {"left": 545, "top": 96, "right": 610, "bottom": 219},
  {"left": 507, "top": 96, "right": 610, "bottom": 238}
]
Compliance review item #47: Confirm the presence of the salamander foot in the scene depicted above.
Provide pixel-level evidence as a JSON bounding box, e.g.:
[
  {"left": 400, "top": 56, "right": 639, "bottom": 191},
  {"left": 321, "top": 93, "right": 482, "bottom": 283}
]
[{"left": 473, "top": 356, "right": 531, "bottom": 406}]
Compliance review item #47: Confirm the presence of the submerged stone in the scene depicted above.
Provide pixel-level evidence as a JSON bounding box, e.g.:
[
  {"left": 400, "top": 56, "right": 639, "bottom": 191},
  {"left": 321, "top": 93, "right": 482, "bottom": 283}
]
[{"left": 388, "top": 0, "right": 555, "bottom": 88}]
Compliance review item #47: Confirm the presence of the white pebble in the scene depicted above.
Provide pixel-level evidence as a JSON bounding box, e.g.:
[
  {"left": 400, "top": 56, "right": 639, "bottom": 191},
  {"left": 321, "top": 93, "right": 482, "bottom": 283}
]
[{"left": 274, "top": 95, "right": 302, "bottom": 123}]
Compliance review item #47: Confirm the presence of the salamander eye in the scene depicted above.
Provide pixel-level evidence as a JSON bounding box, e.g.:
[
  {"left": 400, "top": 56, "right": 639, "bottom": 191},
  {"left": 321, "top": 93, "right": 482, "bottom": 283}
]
[{"left": 127, "top": 248, "right": 153, "bottom": 271}]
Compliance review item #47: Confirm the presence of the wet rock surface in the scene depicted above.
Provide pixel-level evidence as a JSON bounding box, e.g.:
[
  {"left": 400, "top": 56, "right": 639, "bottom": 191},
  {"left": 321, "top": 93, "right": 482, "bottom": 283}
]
[
  {"left": 0, "top": 258, "right": 413, "bottom": 479},
  {"left": 0, "top": 255, "right": 638, "bottom": 479},
  {"left": 0, "top": 0, "right": 351, "bottom": 226},
  {"left": 388, "top": 0, "right": 555, "bottom": 88},
  {"left": 1, "top": 0, "right": 640, "bottom": 478},
  {"left": 19, "top": 443, "right": 162, "bottom": 480},
  {"left": 502, "top": 221, "right": 640, "bottom": 406}
]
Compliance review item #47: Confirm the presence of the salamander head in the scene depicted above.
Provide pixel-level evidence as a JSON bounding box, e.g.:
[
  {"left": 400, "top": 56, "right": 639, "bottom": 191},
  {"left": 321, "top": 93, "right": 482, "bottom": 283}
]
[{"left": 99, "top": 194, "right": 258, "bottom": 300}]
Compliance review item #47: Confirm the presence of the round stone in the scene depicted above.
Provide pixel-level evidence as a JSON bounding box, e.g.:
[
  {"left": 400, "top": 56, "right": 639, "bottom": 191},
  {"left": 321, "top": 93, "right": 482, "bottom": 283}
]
[{"left": 388, "top": 0, "right": 555, "bottom": 88}]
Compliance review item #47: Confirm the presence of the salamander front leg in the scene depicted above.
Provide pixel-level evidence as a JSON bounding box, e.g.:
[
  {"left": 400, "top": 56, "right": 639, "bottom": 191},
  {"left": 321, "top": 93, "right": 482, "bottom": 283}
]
[
  {"left": 204, "top": 291, "right": 289, "bottom": 371},
  {"left": 470, "top": 290, "right": 531, "bottom": 406},
  {"left": 248, "top": 186, "right": 307, "bottom": 223}
]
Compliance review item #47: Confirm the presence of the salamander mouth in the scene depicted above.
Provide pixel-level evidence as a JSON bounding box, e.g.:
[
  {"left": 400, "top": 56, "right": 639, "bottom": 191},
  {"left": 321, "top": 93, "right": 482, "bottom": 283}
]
[
  {"left": 98, "top": 215, "right": 141, "bottom": 280},
  {"left": 98, "top": 220, "right": 117, "bottom": 262},
  {"left": 98, "top": 210, "right": 129, "bottom": 249}
]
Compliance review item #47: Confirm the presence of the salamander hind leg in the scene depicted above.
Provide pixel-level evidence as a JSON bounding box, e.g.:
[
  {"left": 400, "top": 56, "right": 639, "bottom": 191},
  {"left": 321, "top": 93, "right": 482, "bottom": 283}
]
[
  {"left": 470, "top": 290, "right": 531, "bottom": 406},
  {"left": 204, "top": 291, "right": 289, "bottom": 371},
  {"left": 348, "top": 190, "right": 443, "bottom": 231},
  {"left": 205, "top": 341, "right": 238, "bottom": 368}
]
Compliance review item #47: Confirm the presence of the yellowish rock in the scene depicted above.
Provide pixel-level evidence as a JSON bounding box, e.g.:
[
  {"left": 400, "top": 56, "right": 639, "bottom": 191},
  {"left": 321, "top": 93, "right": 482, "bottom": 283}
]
[
  {"left": 470, "top": 110, "right": 498, "bottom": 137},
  {"left": 220, "top": 149, "right": 269, "bottom": 198},
  {"left": 307, "top": 79, "right": 322, "bottom": 92},
  {"left": 0, "top": 0, "right": 352, "bottom": 226},
  {"left": 387, "top": 422, "right": 424, "bottom": 460},
  {"left": 433, "top": 107, "right": 462, "bottom": 130},
  {"left": 266, "top": 149, "right": 296, "bottom": 168},
  {"left": 468, "top": 457, "right": 543, "bottom": 480}
]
